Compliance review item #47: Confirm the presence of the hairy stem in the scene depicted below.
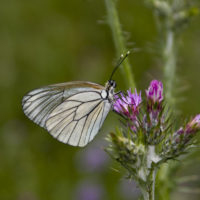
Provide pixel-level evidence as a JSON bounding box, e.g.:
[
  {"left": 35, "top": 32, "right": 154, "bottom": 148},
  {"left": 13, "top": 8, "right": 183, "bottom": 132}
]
[
  {"left": 150, "top": 169, "right": 156, "bottom": 200},
  {"left": 104, "top": 0, "right": 136, "bottom": 88},
  {"left": 139, "top": 169, "right": 156, "bottom": 200},
  {"left": 141, "top": 187, "right": 150, "bottom": 200},
  {"left": 163, "top": 29, "right": 176, "bottom": 109}
]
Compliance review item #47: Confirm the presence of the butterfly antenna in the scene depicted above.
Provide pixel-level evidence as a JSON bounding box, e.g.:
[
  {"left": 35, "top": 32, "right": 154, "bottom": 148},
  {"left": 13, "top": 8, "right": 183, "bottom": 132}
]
[{"left": 109, "top": 51, "right": 130, "bottom": 80}]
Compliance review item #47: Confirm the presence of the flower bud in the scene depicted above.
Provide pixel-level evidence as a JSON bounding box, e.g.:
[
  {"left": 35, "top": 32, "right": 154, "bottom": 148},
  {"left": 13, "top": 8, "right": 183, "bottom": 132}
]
[
  {"left": 146, "top": 80, "right": 163, "bottom": 104},
  {"left": 185, "top": 114, "right": 200, "bottom": 134},
  {"left": 144, "top": 80, "right": 164, "bottom": 129},
  {"left": 172, "top": 114, "right": 200, "bottom": 147}
]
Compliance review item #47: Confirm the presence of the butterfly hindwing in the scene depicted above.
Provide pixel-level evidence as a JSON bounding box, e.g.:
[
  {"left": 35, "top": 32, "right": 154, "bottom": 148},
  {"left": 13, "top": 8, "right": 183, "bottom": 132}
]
[{"left": 46, "top": 91, "right": 111, "bottom": 147}]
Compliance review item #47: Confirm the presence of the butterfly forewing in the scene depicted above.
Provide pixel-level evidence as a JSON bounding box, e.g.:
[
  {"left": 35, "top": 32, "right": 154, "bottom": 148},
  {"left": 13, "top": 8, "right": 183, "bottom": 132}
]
[{"left": 22, "top": 81, "right": 112, "bottom": 147}]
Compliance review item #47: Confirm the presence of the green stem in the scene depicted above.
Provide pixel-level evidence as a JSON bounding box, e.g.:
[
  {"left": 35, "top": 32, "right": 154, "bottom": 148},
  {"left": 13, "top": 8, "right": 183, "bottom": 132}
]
[
  {"left": 150, "top": 169, "right": 156, "bottom": 200},
  {"left": 141, "top": 187, "right": 150, "bottom": 200},
  {"left": 163, "top": 29, "right": 176, "bottom": 109},
  {"left": 140, "top": 169, "right": 156, "bottom": 200},
  {"left": 104, "top": 0, "right": 136, "bottom": 88}
]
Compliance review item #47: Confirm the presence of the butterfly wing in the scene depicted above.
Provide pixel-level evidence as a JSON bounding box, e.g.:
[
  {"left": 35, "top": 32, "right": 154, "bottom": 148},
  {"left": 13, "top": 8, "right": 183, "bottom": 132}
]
[
  {"left": 22, "top": 81, "right": 111, "bottom": 147},
  {"left": 22, "top": 85, "right": 64, "bottom": 128},
  {"left": 46, "top": 91, "right": 111, "bottom": 146}
]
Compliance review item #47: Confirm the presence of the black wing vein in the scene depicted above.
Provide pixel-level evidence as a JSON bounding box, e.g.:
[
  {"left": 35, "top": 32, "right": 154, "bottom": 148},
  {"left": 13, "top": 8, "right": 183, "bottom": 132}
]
[
  {"left": 87, "top": 104, "right": 103, "bottom": 145},
  {"left": 32, "top": 93, "right": 63, "bottom": 121},
  {"left": 77, "top": 115, "right": 88, "bottom": 146},
  {"left": 48, "top": 108, "right": 77, "bottom": 132}
]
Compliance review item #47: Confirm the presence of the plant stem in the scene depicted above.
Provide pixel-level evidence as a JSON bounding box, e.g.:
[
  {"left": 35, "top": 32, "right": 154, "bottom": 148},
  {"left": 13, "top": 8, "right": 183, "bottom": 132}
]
[
  {"left": 141, "top": 187, "right": 150, "bottom": 200},
  {"left": 150, "top": 169, "right": 156, "bottom": 200},
  {"left": 140, "top": 168, "right": 156, "bottom": 200},
  {"left": 163, "top": 29, "right": 176, "bottom": 109},
  {"left": 104, "top": 0, "right": 136, "bottom": 88},
  {"left": 140, "top": 169, "right": 156, "bottom": 200}
]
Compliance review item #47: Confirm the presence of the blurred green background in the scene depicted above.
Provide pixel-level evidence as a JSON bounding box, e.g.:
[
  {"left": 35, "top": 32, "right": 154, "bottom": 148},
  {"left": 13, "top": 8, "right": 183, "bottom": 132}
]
[{"left": 0, "top": 0, "right": 200, "bottom": 199}]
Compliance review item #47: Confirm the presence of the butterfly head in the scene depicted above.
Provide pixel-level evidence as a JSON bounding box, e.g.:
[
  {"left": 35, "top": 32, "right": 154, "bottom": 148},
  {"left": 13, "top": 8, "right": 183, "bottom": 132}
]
[
  {"left": 106, "top": 80, "right": 116, "bottom": 90},
  {"left": 109, "top": 79, "right": 116, "bottom": 88},
  {"left": 103, "top": 80, "right": 116, "bottom": 101}
]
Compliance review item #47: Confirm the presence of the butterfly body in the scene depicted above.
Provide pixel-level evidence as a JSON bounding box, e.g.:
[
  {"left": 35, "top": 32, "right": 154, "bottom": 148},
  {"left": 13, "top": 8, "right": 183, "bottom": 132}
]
[{"left": 22, "top": 80, "right": 116, "bottom": 147}]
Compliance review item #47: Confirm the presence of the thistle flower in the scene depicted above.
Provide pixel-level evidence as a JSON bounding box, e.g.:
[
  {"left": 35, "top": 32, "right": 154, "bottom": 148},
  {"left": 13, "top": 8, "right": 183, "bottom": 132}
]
[
  {"left": 114, "top": 88, "right": 142, "bottom": 120},
  {"left": 107, "top": 80, "right": 200, "bottom": 200},
  {"left": 171, "top": 114, "right": 200, "bottom": 148},
  {"left": 185, "top": 114, "right": 200, "bottom": 134},
  {"left": 113, "top": 89, "right": 142, "bottom": 132},
  {"left": 175, "top": 114, "right": 200, "bottom": 138},
  {"left": 162, "top": 115, "right": 200, "bottom": 160},
  {"left": 143, "top": 80, "right": 165, "bottom": 133},
  {"left": 145, "top": 80, "right": 163, "bottom": 111}
]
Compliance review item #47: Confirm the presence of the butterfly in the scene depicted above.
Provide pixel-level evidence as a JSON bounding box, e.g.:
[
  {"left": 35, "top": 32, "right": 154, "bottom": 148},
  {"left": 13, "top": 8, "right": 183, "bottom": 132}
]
[{"left": 22, "top": 52, "right": 129, "bottom": 147}]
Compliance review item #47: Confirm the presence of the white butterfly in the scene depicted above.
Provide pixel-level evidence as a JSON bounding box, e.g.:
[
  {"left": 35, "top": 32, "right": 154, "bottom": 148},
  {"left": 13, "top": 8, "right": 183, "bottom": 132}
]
[
  {"left": 22, "top": 52, "right": 129, "bottom": 147},
  {"left": 22, "top": 80, "right": 116, "bottom": 147}
]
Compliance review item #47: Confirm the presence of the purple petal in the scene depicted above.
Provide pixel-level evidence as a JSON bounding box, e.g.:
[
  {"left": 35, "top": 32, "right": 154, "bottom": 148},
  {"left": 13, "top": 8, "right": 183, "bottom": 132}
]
[
  {"left": 113, "top": 88, "right": 142, "bottom": 120},
  {"left": 185, "top": 114, "right": 200, "bottom": 133},
  {"left": 146, "top": 80, "right": 163, "bottom": 103}
]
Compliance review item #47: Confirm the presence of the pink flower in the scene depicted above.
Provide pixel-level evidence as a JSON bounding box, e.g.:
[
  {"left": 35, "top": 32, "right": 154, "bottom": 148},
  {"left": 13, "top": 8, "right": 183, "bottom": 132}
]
[
  {"left": 113, "top": 88, "right": 142, "bottom": 120},
  {"left": 175, "top": 114, "right": 200, "bottom": 144},
  {"left": 145, "top": 80, "right": 164, "bottom": 124},
  {"left": 146, "top": 80, "right": 163, "bottom": 103},
  {"left": 185, "top": 114, "right": 200, "bottom": 134}
]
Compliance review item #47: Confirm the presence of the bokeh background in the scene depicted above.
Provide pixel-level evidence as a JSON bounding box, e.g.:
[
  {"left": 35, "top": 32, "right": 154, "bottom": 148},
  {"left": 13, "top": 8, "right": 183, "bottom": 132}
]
[{"left": 0, "top": 0, "right": 200, "bottom": 199}]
